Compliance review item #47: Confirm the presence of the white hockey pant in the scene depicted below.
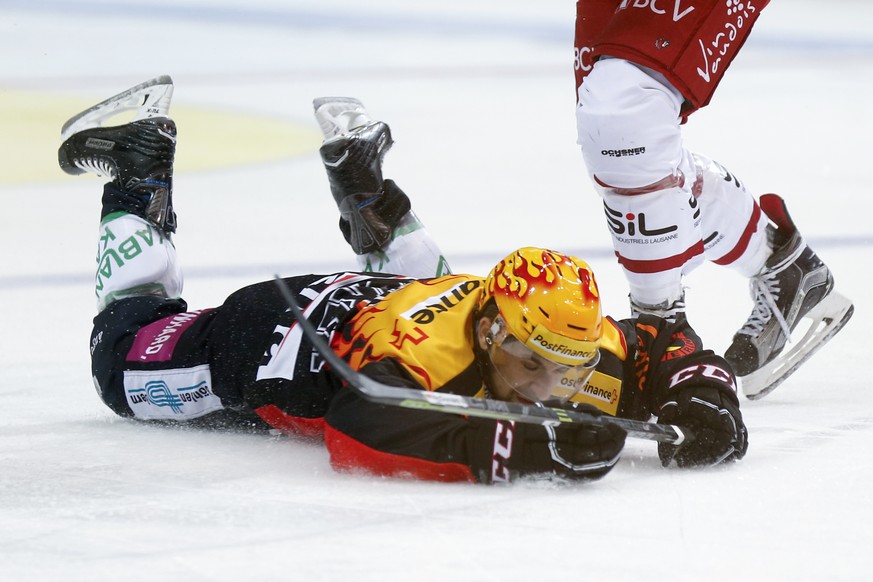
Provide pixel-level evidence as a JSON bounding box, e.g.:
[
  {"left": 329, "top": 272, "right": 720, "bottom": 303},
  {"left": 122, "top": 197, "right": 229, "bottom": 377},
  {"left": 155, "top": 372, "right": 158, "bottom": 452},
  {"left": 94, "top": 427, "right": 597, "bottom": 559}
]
[{"left": 577, "top": 58, "right": 769, "bottom": 306}]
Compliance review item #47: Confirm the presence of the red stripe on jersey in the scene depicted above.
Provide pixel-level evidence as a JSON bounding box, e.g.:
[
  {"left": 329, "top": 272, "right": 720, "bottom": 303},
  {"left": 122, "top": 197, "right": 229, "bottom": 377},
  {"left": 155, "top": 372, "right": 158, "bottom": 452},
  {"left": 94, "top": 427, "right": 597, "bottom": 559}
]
[
  {"left": 615, "top": 240, "right": 704, "bottom": 274},
  {"left": 712, "top": 202, "right": 763, "bottom": 266},
  {"left": 255, "top": 405, "right": 325, "bottom": 439},
  {"left": 324, "top": 424, "right": 477, "bottom": 483}
]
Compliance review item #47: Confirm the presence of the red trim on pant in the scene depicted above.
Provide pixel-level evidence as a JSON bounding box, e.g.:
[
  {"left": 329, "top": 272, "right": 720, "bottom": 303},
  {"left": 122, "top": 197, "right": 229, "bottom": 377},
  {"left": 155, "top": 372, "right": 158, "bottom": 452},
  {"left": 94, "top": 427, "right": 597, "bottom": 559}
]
[
  {"left": 594, "top": 172, "right": 685, "bottom": 196},
  {"left": 616, "top": 240, "right": 704, "bottom": 274},
  {"left": 255, "top": 404, "right": 326, "bottom": 439},
  {"left": 324, "top": 424, "right": 477, "bottom": 483},
  {"left": 712, "top": 201, "right": 763, "bottom": 266}
]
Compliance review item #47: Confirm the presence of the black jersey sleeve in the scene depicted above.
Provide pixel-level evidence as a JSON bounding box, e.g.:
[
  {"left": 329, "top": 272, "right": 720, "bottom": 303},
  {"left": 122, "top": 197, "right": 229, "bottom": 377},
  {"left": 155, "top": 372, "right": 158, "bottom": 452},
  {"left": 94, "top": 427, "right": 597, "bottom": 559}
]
[
  {"left": 624, "top": 314, "right": 748, "bottom": 466},
  {"left": 622, "top": 315, "right": 738, "bottom": 410}
]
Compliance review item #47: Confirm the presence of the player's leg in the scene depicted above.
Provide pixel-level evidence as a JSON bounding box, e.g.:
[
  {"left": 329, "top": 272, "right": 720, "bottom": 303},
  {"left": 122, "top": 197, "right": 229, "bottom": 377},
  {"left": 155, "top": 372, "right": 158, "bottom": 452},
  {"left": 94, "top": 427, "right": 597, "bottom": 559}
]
[
  {"left": 314, "top": 97, "right": 450, "bottom": 278},
  {"left": 58, "top": 78, "right": 242, "bottom": 425},
  {"left": 693, "top": 154, "right": 770, "bottom": 278},
  {"left": 58, "top": 76, "right": 182, "bottom": 312},
  {"left": 579, "top": 61, "right": 854, "bottom": 396},
  {"left": 577, "top": 58, "right": 701, "bottom": 319},
  {"left": 573, "top": 0, "right": 774, "bottom": 319},
  {"left": 575, "top": 3, "right": 852, "bottom": 396}
]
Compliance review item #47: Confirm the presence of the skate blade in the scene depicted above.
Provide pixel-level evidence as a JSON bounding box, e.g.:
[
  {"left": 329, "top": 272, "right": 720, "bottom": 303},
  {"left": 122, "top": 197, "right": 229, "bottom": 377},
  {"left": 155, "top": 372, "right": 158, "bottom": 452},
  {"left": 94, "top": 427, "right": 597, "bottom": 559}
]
[
  {"left": 313, "top": 96, "right": 370, "bottom": 139},
  {"left": 61, "top": 75, "right": 174, "bottom": 140},
  {"left": 741, "top": 290, "right": 854, "bottom": 399}
]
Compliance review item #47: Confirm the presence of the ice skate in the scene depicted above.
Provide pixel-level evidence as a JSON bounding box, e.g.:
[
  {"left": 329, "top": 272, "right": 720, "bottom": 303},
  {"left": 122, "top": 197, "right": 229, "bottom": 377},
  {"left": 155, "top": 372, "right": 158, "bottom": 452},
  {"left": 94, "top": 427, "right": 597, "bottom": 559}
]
[
  {"left": 313, "top": 97, "right": 409, "bottom": 255},
  {"left": 58, "top": 76, "right": 178, "bottom": 233},
  {"left": 725, "top": 194, "right": 854, "bottom": 399},
  {"left": 313, "top": 96, "right": 374, "bottom": 140}
]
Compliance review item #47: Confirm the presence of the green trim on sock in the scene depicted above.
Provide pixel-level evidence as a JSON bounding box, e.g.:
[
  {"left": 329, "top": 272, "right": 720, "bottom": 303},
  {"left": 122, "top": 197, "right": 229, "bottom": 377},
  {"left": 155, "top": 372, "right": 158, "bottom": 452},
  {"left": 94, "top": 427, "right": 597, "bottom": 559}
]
[
  {"left": 435, "top": 255, "right": 451, "bottom": 277},
  {"left": 362, "top": 252, "right": 388, "bottom": 273},
  {"left": 100, "top": 211, "right": 133, "bottom": 225},
  {"left": 390, "top": 219, "right": 425, "bottom": 239},
  {"left": 98, "top": 283, "right": 170, "bottom": 311}
]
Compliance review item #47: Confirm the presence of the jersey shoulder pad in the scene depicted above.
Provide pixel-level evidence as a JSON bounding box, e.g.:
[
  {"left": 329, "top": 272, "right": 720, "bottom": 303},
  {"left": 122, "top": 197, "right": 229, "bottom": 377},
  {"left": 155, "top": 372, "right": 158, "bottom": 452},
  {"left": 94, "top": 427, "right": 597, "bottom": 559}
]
[{"left": 600, "top": 316, "right": 628, "bottom": 360}]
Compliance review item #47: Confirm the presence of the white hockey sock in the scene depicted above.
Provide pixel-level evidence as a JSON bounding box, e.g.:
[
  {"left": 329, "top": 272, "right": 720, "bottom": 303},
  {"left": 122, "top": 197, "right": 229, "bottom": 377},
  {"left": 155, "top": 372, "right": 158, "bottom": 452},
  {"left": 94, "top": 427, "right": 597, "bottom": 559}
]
[
  {"left": 599, "top": 184, "right": 702, "bottom": 306},
  {"left": 693, "top": 153, "right": 770, "bottom": 277},
  {"left": 95, "top": 212, "right": 183, "bottom": 312},
  {"left": 356, "top": 211, "right": 450, "bottom": 279}
]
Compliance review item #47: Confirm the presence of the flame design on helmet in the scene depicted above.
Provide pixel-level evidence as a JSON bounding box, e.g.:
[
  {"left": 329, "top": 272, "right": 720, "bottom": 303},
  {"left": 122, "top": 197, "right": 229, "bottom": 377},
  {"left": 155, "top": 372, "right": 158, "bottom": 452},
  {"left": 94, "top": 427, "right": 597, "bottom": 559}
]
[{"left": 480, "top": 248, "right": 602, "bottom": 362}]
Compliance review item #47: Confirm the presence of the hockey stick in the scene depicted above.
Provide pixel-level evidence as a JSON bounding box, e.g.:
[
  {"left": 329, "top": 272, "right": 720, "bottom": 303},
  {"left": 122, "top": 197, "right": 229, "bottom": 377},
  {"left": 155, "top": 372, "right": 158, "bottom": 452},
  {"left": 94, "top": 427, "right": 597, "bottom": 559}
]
[{"left": 274, "top": 276, "right": 691, "bottom": 445}]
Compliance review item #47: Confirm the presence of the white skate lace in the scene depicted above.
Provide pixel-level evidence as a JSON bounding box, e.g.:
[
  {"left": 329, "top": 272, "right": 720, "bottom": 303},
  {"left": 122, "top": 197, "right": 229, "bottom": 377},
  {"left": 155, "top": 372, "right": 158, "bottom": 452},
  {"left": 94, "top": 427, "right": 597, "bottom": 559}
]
[
  {"left": 737, "top": 272, "right": 792, "bottom": 339},
  {"left": 74, "top": 157, "right": 116, "bottom": 179}
]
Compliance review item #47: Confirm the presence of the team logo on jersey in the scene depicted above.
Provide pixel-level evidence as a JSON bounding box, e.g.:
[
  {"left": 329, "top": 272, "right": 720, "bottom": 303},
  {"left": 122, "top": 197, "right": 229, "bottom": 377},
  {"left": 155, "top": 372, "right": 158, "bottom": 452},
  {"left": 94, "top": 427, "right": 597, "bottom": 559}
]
[
  {"left": 616, "top": 0, "right": 696, "bottom": 22},
  {"left": 127, "top": 310, "right": 208, "bottom": 362},
  {"left": 574, "top": 45, "right": 595, "bottom": 74},
  {"left": 401, "top": 279, "right": 480, "bottom": 324},
  {"left": 123, "top": 364, "right": 223, "bottom": 420},
  {"left": 580, "top": 383, "right": 618, "bottom": 405},
  {"left": 696, "top": 0, "right": 760, "bottom": 85},
  {"left": 572, "top": 371, "right": 621, "bottom": 416},
  {"left": 128, "top": 380, "right": 211, "bottom": 413}
]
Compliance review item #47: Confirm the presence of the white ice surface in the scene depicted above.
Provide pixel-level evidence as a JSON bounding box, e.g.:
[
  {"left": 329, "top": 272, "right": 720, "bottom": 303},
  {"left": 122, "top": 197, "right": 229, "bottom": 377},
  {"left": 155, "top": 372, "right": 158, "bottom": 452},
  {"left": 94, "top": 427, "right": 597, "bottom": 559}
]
[{"left": 1, "top": 1, "right": 872, "bottom": 580}]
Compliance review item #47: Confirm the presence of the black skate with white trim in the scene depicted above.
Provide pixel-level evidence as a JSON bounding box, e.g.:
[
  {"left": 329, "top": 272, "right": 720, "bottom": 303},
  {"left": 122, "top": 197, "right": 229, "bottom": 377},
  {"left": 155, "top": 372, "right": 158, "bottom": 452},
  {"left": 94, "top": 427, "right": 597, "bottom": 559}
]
[
  {"left": 314, "top": 97, "right": 410, "bottom": 255},
  {"left": 58, "top": 76, "right": 178, "bottom": 234},
  {"left": 725, "top": 193, "right": 854, "bottom": 399}
]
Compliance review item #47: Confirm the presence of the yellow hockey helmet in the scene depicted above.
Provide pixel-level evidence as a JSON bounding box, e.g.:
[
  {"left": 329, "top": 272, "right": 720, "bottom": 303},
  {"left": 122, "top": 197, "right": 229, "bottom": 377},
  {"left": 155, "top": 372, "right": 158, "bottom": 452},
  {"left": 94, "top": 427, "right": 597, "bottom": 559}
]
[{"left": 480, "top": 247, "right": 602, "bottom": 367}]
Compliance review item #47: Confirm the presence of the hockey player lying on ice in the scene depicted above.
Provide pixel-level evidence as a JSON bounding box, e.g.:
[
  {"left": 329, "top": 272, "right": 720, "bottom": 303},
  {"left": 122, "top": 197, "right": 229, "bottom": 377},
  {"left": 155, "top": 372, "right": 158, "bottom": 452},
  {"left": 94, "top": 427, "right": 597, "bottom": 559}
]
[{"left": 59, "top": 78, "right": 746, "bottom": 484}]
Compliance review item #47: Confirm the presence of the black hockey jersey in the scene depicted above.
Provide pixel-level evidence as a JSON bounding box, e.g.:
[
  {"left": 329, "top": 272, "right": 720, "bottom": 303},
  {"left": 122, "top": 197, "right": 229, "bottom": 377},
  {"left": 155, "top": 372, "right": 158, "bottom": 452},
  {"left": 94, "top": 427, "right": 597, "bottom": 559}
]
[{"left": 91, "top": 271, "right": 738, "bottom": 483}]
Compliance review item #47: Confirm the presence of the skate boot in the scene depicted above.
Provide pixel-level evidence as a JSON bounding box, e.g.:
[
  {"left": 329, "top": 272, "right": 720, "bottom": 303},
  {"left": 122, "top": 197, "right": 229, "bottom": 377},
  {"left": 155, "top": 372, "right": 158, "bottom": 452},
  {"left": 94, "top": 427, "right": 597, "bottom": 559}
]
[
  {"left": 725, "top": 193, "right": 854, "bottom": 399},
  {"left": 58, "top": 76, "right": 178, "bottom": 234},
  {"left": 313, "top": 97, "right": 410, "bottom": 255}
]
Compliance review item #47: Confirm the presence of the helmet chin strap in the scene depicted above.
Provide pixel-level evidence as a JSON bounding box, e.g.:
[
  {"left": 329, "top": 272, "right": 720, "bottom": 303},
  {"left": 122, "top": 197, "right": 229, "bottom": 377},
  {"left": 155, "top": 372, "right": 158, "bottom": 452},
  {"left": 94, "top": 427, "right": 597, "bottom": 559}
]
[{"left": 473, "top": 315, "right": 501, "bottom": 399}]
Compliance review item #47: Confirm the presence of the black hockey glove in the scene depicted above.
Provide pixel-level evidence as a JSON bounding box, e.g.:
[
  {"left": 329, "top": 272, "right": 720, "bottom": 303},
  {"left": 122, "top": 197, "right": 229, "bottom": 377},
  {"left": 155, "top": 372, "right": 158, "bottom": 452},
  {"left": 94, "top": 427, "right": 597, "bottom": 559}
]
[
  {"left": 481, "top": 405, "right": 626, "bottom": 483},
  {"left": 657, "top": 384, "right": 748, "bottom": 468}
]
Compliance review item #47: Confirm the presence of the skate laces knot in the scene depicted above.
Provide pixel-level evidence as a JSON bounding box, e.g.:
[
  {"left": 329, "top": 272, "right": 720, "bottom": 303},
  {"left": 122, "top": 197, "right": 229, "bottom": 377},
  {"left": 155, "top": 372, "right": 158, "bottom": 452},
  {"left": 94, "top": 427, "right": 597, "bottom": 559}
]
[{"left": 739, "top": 273, "right": 792, "bottom": 340}]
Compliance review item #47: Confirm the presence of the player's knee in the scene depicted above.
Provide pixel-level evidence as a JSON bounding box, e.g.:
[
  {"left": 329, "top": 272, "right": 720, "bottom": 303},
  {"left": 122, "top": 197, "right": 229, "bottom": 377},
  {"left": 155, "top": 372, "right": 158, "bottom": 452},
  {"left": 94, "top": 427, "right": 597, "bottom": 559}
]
[{"left": 577, "top": 59, "right": 686, "bottom": 190}]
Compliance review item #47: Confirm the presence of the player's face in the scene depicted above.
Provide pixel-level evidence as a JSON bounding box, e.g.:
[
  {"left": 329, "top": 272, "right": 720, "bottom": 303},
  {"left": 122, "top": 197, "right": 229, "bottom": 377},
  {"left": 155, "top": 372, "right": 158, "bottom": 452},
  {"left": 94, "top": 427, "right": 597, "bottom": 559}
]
[
  {"left": 476, "top": 315, "right": 598, "bottom": 404},
  {"left": 487, "top": 343, "right": 568, "bottom": 403}
]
